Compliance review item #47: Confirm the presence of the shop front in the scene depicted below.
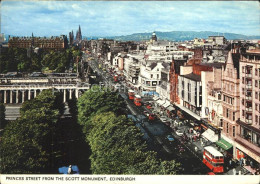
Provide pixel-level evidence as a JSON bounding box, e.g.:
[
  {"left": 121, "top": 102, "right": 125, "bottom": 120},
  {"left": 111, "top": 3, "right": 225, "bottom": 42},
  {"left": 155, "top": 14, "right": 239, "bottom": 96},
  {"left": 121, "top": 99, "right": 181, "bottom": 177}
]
[
  {"left": 216, "top": 138, "right": 233, "bottom": 158},
  {"left": 235, "top": 147, "right": 260, "bottom": 175}
]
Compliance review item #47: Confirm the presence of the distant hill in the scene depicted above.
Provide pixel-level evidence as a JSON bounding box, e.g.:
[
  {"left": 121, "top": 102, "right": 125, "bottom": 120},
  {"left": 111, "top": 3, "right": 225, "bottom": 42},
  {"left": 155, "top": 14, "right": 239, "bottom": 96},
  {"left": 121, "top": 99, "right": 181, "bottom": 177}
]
[{"left": 100, "top": 31, "right": 260, "bottom": 41}]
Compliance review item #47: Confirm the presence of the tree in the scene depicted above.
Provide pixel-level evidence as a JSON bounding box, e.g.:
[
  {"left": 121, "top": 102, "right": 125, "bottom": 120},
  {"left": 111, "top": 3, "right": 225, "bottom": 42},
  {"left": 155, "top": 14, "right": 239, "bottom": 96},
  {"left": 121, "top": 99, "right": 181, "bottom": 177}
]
[
  {"left": 77, "top": 86, "right": 126, "bottom": 134},
  {"left": 0, "top": 89, "right": 64, "bottom": 174},
  {"left": 87, "top": 112, "right": 182, "bottom": 174},
  {"left": 0, "top": 103, "right": 6, "bottom": 129}
]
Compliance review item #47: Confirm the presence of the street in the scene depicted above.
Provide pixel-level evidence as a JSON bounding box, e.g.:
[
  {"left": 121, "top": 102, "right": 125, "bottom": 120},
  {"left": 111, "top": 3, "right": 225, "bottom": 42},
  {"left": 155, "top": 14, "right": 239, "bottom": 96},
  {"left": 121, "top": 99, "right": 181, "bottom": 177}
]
[{"left": 85, "top": 53, "right": 210, "bottom": 174}]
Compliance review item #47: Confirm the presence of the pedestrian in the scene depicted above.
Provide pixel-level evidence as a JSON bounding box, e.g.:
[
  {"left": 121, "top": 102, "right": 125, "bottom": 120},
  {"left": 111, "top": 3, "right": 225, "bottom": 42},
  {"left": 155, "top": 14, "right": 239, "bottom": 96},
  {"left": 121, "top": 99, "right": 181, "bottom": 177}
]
[
  {"left": 243, "top": 158, "right": 246, "bottom": 166},
  {"left": 233, "top": 168, "right": 236, "bottom": 175},
  {"left": 229, "top": 159, "right": 232, "bottom": 167},
  {"left": 68, "top": 165, "right": 72, "bottom": 174},
  {"left": 195, "top": 146, "right": 198, "bottom": 152},
  {"left": 239, "top": 158, "right": 242, "bottom": 166}
]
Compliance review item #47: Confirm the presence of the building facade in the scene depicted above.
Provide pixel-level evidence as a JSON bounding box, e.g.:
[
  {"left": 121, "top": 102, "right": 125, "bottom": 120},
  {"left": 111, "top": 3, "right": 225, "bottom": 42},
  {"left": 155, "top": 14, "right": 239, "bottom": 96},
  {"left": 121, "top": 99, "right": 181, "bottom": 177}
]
[
  {"left": 236, "top": 49, "right": 260, "bottom": 169},
  {"left": 8, "top": 35, "right": 68, "bottom": 50}
]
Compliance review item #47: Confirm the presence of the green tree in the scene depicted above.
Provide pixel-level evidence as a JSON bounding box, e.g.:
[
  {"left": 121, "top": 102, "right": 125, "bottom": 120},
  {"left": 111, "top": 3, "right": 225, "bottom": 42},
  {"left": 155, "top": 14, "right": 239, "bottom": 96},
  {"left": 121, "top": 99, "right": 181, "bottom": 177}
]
[
  {"left": 0, "top": 103, "right": 6, "bottom": 129},
  {"left": 0, "top": 89, "right": 64, "bottom": 174},
  {"left": 87, "top": 112, "right": 182, "bottom": 174},
  {"left": 77, "top": 86, "right": 125, "bottom": 134}
]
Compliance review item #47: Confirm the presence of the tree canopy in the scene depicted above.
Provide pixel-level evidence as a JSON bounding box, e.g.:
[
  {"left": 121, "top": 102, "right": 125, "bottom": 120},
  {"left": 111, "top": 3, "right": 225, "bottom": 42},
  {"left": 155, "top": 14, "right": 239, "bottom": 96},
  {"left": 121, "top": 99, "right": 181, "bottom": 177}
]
[
  {"left": 0, "top": 47, "right": 82, "bottom": 73},
  {"left": 0, "top": 103, "right": 6, "bottom": 129},
  {"left": 0, "top": 89, "right": 64, "bottom": 174},
  {"left": 77, "top": 87, "right": 182, "bottom": 174},
  {"left": 77, "top": 86, "right": 126, "bottom": 134}
]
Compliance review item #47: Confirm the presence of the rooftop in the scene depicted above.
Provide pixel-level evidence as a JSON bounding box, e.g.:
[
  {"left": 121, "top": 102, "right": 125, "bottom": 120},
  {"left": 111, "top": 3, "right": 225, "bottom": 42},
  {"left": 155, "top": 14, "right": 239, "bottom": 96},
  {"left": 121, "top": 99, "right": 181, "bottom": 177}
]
[{"left": 181, "top": 73, "right": 201, "bottom": 81}]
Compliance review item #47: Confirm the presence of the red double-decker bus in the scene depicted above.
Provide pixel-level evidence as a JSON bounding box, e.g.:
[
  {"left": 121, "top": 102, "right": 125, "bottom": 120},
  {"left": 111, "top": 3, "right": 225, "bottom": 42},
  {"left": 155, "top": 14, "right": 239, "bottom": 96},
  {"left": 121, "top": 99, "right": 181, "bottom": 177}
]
[
  {"left": 128, "top": 90, "right": 135, "bottom": 100},
  {"left": 134, "top": 95, "right": 142, "bottom": 106},
  {"left": 203, "top": 146, "right": 224, "bottom": 173}
]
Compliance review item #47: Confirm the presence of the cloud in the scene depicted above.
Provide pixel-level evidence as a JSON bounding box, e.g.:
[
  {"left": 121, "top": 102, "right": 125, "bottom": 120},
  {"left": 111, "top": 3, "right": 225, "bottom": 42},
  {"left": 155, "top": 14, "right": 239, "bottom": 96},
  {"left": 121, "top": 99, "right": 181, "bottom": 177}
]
[{"left": 1, "top": 1, "right": 260, "bottom": 37}]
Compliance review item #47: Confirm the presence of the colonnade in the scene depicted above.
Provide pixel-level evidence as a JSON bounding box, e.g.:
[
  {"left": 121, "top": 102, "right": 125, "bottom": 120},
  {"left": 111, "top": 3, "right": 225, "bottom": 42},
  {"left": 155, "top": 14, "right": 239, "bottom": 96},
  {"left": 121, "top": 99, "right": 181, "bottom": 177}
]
[{"left": 0, "top": 88, "right": 82, "bottom": 104}]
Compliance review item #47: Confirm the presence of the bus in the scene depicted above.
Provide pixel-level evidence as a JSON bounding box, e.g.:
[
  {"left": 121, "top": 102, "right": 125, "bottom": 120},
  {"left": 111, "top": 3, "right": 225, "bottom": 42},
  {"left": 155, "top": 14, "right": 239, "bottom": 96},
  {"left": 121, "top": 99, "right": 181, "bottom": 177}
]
[
  {"left": 134, "top": 95, "right": 142, "bottom": 106},
  {"left": 128, "top": 90, "right": 135, "bottom": 100},
  {"left": 203, "top": 146, "right": 224, "bottom": 173}
]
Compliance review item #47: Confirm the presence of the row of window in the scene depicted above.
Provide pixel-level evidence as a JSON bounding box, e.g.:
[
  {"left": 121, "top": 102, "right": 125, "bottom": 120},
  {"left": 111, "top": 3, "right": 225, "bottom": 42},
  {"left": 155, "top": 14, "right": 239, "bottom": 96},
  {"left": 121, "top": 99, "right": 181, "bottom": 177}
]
[
  {"left": 242, "top": 78, "right": 260, "bottom": 87},
  {"left": 224, "top": 122, "right": 236, "bottom": 137},
  {"left": 223, "top": 95, "right": 234, "bottom": 105},
  {"left": 242, "top": 66, "right": 260, "bottom": 76},
  {"left": 240, "top": 126, "right": 260, "bottom": 146},
  {"left": 223, "top": 108, "right": 236, "bottom": 121},
  {"left": 242, "top": 111, "right": 260, "bottom": 124},
  {"left": 150, "top": 74, "right": 160, "bottom": 79}
]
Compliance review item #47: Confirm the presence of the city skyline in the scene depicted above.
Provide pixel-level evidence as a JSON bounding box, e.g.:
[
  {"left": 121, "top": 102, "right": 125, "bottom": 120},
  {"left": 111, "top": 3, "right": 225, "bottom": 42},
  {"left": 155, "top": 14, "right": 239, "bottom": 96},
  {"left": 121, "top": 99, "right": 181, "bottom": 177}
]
[{"left": 1, "top": 1, "right": 260, "bottom": 37}]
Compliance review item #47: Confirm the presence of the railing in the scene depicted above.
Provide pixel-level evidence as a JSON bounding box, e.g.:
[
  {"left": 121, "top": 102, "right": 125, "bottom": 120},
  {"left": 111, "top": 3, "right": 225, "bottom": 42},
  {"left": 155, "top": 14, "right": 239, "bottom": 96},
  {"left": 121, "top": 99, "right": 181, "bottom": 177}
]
[
  {"left": 237, "top": 134, "right": 260, "bottom": 148},
  {"left": 245, "top": 96, "right": 252, "bottom": 100},
  {"left": 245, "top": 119, "right": 253, "bottom": 124},
  {"left": 245, "top": 73, "right": 252, "bottom": 78},
  {"left": 246, "top": 84, "right": 252, "bottom": 89}
]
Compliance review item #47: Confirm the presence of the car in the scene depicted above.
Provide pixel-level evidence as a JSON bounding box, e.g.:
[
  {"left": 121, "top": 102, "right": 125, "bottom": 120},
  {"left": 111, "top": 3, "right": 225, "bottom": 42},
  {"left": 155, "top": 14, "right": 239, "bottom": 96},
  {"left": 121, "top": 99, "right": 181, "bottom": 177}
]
[
  {"left": 58, "top": 165, "right": 80, "bottom": 174},
  {"left": 176, "top": 130, "right": 184, "bottom": 136},
  {"left": 143, "top": 111, "right": 149, "bottom": 117},
  {"left": 207, "top": 172, "right": 215, "bottom": 175},
  {"left": 160, "top": 116, "right": 168, "bottom": 123},
  {"left": 166, "top": 135, "right": 174, "bottom": 142}
]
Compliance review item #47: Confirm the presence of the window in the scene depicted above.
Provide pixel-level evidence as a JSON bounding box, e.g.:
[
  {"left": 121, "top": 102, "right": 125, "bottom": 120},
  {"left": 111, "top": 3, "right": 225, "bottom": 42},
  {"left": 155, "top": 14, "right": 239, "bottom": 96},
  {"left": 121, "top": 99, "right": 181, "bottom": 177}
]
[
  {"left": 233, "top": 126, "right": 235, "bottom": 137},
  {"left": 256, "top": 92, "right": 258, "bottom": 99},
  {"left": 256, "top": 104, "right": 258, "bottom": 111},
  {"left": 256, "top": 115, "right": 258, "bottom": 124},
  {"left": 242, "top": 110, "right": 245, "bottom": 117},
  {"left": 226, "top": 109, "right": 229, "bottom": 118},
  {"left": 242, "top": 88, "right": 245, "bottom": 95},
  {"left": 227, "top": 123, "right": 229, "bottom": 133},
  {"left": 242, "top": 99, "right": 244, "bottom": 105},
  {"left": 233, "top": 112, "right": 236, "bottom": 121},
  {"left": 242, "top": 66, "right": 245, "bottom": 73},
  {"left": 255, "top": 68, "right": 258, "bottom": 76},
  {"left": 151, "top": 74, "right": 153, "bottom": 78},
  {"left": 242, "top": 77, "right": 245, "bottom": 84},
  {"left": 255, "top": 80, "right": 258, "bottom": 87},
  {"left": 157, "top": 74, "right": 159, "bottom": 79},
  {"left": 220, "top": 119, "right": 223, "bottom": 127}
]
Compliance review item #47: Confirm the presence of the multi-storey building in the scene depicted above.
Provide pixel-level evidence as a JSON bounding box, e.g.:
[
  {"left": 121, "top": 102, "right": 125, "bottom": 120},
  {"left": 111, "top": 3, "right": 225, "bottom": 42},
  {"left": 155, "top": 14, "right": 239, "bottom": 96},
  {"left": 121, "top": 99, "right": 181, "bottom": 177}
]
[
  {"left": 139, "top": 61, "right": 166, "bottom": 92},
  {"left": 236, "top": 49, "right": 260, "bottom": 170},
  {"left": 8, "top": 35, "right": 68, "bottom": 50},
  {"left": 221, "top": 50, "right": 240, "bottom": 152}
]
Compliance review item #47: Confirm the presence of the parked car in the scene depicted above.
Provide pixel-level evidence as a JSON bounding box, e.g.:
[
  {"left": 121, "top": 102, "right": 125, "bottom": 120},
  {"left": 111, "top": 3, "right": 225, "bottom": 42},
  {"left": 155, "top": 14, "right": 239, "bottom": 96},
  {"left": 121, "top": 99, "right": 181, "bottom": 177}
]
[
  {"left": 176, "top": 130, "right": 184, "bottom": 136},
  {"left": 166, "top": 135, "right": 174, "bottom": 143},
  {"left": 160, "top": 116, "right": 168, "bottom": 123},
  {"left": 143, "top": 111, "right": 149, "bottom": 117},
  {"left": 58, "top": 165, "right": 80, "bottom": 174}
]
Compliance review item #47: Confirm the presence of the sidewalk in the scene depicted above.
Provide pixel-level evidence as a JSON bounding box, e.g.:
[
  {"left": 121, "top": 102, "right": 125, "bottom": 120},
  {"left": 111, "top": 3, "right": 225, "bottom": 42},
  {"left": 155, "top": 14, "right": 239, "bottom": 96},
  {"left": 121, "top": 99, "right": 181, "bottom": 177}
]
[{"left": 224, "top": 165, "right": 252, "bottom": 175}]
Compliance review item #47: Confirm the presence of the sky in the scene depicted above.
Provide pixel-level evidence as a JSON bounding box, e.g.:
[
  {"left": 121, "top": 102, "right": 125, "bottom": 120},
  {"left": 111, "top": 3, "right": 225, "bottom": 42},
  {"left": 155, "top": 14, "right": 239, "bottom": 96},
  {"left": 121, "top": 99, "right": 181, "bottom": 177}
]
[{"left": 1, "top": 1, "right": 260, "bottom": 37}]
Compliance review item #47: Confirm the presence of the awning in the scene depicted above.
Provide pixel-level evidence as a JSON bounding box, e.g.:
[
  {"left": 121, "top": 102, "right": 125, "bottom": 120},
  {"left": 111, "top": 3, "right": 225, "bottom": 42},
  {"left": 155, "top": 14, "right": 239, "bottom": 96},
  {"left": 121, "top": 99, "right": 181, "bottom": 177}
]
[
  {"left": 202, "top": 129, "right": 218, "bottom": 142},
  {"left": 163, "top": 101, "right": 171, "bottom": 108},
  {"left": 167, "top": 105, "right": 175, "bottom": 111},
  {"left": 156, "top": 100, "right": 165, "bottom": 106},
  {"left": 216, "top": 138, "right": 233, "bottom": 151},
  {"left": 153, "top": 96, "right": 159, "bottom": 101},
  {"left": 175, "top": 104, "right": 201, "bottom": 120}
]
